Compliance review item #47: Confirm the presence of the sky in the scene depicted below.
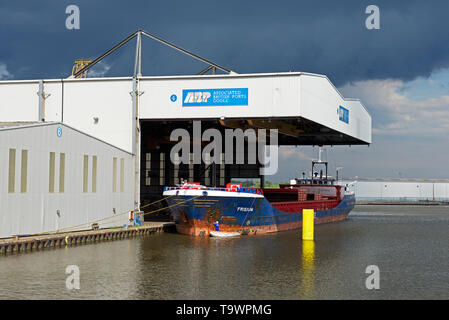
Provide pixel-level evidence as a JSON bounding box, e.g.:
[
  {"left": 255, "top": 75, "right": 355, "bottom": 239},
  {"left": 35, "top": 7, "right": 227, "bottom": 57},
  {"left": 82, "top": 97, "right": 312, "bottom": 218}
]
[{"left": 1, "top": 0, "right": 449, "bottom": 180}]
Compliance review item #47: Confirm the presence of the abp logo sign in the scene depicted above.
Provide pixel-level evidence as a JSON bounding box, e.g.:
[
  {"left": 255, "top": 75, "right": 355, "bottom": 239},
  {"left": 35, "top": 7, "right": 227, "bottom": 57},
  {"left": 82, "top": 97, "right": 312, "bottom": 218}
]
[
  {"left": 182, "top": 88, "right": 248, "bottom": 107},
  {"left": 184, "top": 91, "right": 211, "bottom": 104},
  {"left": 338, "top": 106, "right": 349, "bottom": 124}
]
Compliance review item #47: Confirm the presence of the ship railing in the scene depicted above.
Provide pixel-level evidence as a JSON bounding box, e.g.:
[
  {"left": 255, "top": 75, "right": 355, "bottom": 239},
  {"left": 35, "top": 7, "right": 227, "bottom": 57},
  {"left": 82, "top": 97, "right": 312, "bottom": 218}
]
[{"left": 164, "top": 186, "right": 263, "bottom": 195}]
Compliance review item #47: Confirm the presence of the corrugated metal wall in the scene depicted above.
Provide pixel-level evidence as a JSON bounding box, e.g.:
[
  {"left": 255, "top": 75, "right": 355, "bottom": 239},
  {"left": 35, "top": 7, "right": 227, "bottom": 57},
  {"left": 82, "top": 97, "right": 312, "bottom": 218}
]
[{"left": 0, "top": 123, "right": 134, "bottom": 238}]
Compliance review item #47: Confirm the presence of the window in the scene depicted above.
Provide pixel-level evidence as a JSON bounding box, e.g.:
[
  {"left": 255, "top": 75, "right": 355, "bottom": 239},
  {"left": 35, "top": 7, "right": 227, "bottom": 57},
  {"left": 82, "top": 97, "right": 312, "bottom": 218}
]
[
  {"left": 159, "top": 153, "right": 165, "bottom": 186},
  {"left": 120, "top": 158, "right": 124, "bottom": 192},
  {"left": 92, "top": 156, "right": 97, "bottom": 193},
  {"left": 59, "top": 153, "right": 65, "bottom": 193},
  {"left": 49, "top": 152, "right": 55, "bottom": 193},
  {"left": 220, "top": 153, "right": 225, "bottom": 187},
  {"left": 145, "top": 153, "right": 151, "bottom": 186},
  {"left": 21, "top": 150, "right": 28, "bottom": 193},
  {"left": 112, "top": 157, "right": 117, "bottom": 192},
  {"left": 83, "top": 155, "right": 88, "bottom": 193},
  {"left": 8, "top": 148, "right": 16, "bottom": 193}
]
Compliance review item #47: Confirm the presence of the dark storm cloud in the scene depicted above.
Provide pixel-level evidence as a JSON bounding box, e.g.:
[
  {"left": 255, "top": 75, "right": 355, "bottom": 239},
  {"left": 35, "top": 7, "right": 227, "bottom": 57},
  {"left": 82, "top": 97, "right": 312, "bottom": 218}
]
[{"left": 1, "top": 0, "right": 449, "bottom": 85}]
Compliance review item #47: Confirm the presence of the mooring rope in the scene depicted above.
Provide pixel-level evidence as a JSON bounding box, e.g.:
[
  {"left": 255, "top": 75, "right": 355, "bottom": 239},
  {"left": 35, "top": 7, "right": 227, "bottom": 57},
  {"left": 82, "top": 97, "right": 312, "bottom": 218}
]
[
  {"left": 58, "top": 194, "right": 203, "bottom": 233},
  {"left": 18, "top": 193, "right": 201, "bottom": 238}
]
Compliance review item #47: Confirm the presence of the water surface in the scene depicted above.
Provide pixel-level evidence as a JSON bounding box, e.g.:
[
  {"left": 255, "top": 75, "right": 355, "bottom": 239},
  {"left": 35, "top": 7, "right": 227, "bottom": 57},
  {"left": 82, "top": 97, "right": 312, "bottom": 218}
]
[{"left": 0, "top": 205, "right": 448, "bottom": 299}]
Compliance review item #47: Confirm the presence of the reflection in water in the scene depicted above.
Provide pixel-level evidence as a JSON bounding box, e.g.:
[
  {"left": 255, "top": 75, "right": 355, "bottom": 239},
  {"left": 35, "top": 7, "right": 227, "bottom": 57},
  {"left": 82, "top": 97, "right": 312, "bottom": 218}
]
[{"left": 301, "top": 240, "right": 315, "bottom": 299}]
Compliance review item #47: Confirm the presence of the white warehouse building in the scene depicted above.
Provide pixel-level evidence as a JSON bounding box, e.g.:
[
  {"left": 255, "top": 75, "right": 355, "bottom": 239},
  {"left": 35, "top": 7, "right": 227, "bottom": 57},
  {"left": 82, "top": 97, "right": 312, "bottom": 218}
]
[
  {"left": 0, "top": 122, "right": 133, "bottom": 238},
  {"left": 0, "top": 30, "right": 372, "bottom": 238},
  {"left": 342, "top": 178, "right": 449, "bottom": 202}
]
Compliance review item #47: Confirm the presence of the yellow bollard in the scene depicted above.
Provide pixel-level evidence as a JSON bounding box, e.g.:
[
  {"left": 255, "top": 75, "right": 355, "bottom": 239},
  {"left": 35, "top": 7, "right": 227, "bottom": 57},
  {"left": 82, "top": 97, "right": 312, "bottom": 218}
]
[{"left": 302, "top": 209, "right": 314, "bottom": 240}]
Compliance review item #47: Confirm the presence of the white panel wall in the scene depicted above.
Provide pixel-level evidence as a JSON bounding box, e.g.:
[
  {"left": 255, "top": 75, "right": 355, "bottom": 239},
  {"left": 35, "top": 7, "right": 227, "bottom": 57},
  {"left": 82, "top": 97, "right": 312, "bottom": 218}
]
[
  {"left": 342, "top": 180, "right": 449, "bottom": 201},
  {"left": 0, "top": 123, "right": 134, "bottom": 238},
  {"left": 300, "top": 74, "right": 372, "bottom": 144},
  {"left": 138, "top": 74, "right": 301, "bottom": 119},
  {"left": 43, "top": 81, "right": 63, "bottom": 122},
  {"left": 62, "top": 78, "right": 134, "bottom": 153},
  {"left": 0, "top": 81, "right": 40, "bottom": 121},
  {"left": 433, "top": 183, "right": 449, "bottom": 199},
  {"left": 138, "top": 73, "right": 370, "bottom": 144},
  {"left": 0, "top": 72, "right": 372, "bottom": 152}
]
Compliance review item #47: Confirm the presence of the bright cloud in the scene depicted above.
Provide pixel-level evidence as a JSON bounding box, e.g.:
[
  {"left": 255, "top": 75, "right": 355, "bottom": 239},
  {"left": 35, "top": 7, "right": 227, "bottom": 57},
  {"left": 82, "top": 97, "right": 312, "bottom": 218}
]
[
  {"left": 0, "top": 63, "right": 12, "bottom": 79},
  {"left": 339, "top": 78, "right": 449, "bottom": 137},
  {"left": 88, "top": 62, "right": 112, "bottom": 78},
  {"left": 278, "top": 147, "right": 314, "bottom": 161}
]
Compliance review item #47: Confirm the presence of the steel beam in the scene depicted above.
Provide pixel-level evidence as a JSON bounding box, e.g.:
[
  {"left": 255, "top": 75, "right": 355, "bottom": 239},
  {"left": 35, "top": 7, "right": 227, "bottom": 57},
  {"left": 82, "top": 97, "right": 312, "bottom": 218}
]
[
  {"left": 73, "top": 31, "right": 138, "bottom": 78},
  {"left": 73, "top": 29, "right": 233, "bottom": 78},
  {"left": 140, "top": 29, "right": 232, "bottom": 74}
]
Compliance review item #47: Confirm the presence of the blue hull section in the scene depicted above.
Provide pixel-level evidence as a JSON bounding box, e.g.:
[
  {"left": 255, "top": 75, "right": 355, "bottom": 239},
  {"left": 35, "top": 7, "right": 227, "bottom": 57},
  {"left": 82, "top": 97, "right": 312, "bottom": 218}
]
[{"left": 166, "top": 193, "right": 355, "bottom": 236}]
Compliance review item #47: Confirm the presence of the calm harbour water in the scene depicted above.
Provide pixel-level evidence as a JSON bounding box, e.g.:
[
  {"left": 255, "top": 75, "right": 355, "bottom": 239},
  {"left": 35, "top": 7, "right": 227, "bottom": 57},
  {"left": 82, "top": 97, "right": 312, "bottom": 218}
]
[{"left": 0, "top": 205, "right": 448, "bottom": 300}]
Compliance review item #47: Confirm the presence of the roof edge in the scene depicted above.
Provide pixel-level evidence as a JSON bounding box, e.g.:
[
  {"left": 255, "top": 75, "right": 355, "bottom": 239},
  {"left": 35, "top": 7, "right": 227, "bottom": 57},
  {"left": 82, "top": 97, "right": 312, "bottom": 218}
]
[{"left": 0, "top": 121, "right": 133, "bottom": 155}]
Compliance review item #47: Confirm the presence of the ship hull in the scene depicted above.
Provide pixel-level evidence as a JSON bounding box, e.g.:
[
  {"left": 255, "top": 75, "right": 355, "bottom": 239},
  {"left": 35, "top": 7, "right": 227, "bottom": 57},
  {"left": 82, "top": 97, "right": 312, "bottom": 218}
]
[{"left": 164, "top": 190, "right": 355, "bottom": 237}]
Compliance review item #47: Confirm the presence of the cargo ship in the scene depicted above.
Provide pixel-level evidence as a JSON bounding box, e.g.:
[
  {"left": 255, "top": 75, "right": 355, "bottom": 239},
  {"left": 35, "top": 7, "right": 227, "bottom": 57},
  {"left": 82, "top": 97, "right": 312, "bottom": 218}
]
[{"left": 162, "top": 159, "right": 355, "bottom": 237}]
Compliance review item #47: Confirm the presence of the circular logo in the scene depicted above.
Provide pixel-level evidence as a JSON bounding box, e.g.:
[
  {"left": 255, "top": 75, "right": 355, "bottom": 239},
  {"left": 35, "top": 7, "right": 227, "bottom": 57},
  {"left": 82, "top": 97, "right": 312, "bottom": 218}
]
[
  {"left": 56, "top": 126, "right": 62, "bottom": 137},
  {"left": 170, "top": 94, "right": 177, "bottom": 102}
]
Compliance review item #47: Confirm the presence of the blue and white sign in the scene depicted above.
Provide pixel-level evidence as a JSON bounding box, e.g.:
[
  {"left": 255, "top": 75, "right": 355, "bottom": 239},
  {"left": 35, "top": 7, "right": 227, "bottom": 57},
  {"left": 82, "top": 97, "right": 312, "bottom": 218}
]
[
  {"left": 170, "top": 94, "right": 177, "bottom": 102},
  {"left": 56, "top": 126, "right": 63, "bottom": 137},
  {"left": 338, "top": 106, "right": 349, "bottom": 124},
  {"left": 182, "top": 88, "right": 248, "bottom": 107}
]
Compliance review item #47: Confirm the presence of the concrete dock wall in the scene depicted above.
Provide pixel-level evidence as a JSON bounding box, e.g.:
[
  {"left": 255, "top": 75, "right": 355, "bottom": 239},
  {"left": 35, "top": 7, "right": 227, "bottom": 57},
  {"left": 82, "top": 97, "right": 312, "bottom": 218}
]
[{"left": 0, "top": 222, "right": 175, "bottom": 255}]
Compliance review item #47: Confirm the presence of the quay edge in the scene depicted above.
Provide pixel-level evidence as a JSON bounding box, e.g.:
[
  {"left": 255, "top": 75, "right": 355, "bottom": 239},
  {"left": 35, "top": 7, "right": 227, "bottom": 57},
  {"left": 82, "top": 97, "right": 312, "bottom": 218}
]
[{"left": 0, "top": 222, "right": 175, "bottom": 256}]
